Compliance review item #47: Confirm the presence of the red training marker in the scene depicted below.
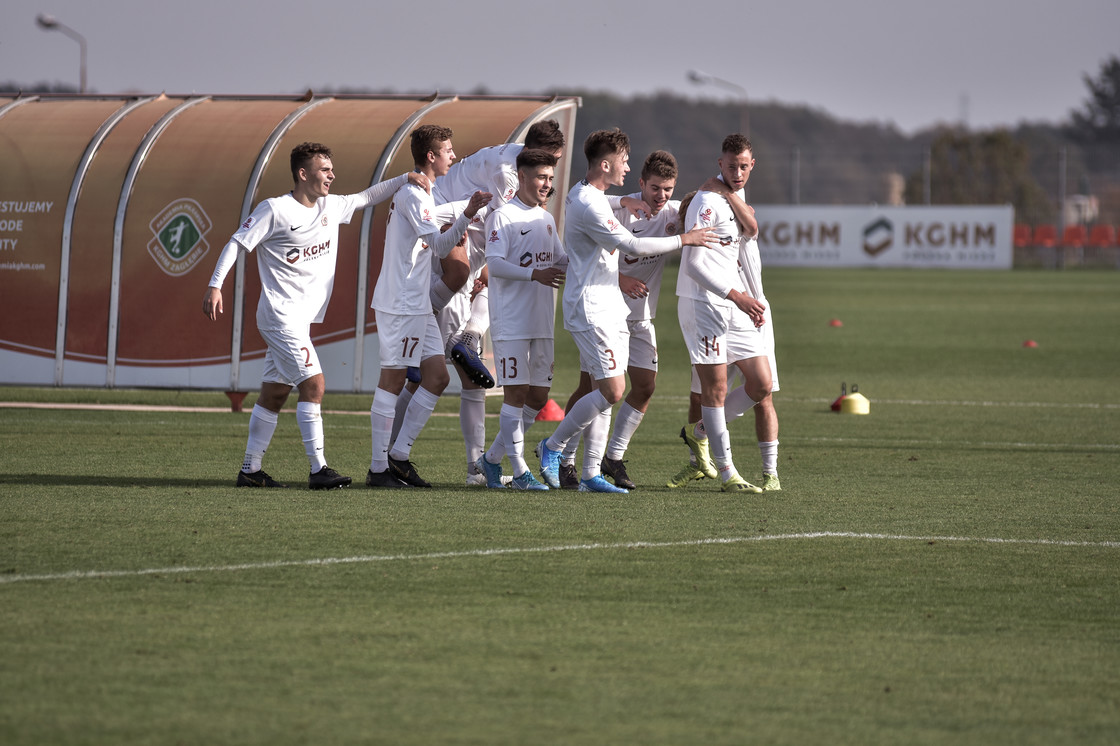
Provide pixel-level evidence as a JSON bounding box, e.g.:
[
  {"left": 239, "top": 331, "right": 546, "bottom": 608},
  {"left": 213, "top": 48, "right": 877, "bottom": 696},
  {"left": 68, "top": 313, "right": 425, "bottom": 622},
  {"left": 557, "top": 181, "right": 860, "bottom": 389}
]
[
  {"left": 829, "top": 319, "right": 843, "bottom": 327},
  {"left": 1022, "top": 340, "right": 1038, "bottom": 348}
]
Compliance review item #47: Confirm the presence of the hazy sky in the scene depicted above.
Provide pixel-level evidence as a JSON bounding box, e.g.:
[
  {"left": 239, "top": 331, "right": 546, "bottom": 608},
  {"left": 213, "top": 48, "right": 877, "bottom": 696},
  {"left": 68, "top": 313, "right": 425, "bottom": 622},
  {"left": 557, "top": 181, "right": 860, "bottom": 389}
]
[{"left": 4, "top": 0, "right": 1118, "bottom": 134}]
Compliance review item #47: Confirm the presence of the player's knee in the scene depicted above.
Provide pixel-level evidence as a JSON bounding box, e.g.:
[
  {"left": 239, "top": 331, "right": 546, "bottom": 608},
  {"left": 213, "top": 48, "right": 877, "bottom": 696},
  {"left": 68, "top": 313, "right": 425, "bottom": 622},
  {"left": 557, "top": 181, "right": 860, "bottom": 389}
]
[
  {"left": 629, "top": 381, "right": 655, "bottom": 406},
  {"left": 421, "top": 359, "right": 450, "bottom": 394}
]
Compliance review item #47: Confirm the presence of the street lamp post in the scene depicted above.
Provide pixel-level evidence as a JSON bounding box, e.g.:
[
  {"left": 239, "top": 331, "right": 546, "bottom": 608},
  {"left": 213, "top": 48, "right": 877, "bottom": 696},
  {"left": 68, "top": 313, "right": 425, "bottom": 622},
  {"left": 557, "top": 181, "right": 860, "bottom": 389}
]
[
  {"left": 36, "top": 13, "right": 87, "bottom": 93},
  {"left": 687, "top": 69, "right": 748, "bottom": 136}
]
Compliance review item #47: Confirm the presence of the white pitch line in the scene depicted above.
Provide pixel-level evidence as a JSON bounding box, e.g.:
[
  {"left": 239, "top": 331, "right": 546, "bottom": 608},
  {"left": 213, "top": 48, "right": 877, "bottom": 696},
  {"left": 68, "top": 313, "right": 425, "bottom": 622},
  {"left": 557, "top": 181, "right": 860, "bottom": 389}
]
[
  {"left": 793, "top": 435, "right": 1120, "bottom": 450},
  {"left": 2, "top": 532, "right": 1117, "bottom": 586}
]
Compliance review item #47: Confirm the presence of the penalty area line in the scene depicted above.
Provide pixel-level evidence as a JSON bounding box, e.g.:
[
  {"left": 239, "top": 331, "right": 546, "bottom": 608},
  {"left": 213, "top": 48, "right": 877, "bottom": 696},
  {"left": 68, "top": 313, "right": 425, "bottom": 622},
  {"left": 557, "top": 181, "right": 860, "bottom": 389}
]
[{"left": 2, "top": 532, "right": 1118, "bottom": 586}]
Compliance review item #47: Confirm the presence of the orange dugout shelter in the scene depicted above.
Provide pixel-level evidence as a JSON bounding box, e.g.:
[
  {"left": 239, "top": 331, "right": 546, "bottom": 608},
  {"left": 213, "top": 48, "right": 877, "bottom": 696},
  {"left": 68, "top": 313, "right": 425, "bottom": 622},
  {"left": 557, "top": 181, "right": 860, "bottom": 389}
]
[{"left": 0, "top": 92, "right": 580, "bottom": 391}]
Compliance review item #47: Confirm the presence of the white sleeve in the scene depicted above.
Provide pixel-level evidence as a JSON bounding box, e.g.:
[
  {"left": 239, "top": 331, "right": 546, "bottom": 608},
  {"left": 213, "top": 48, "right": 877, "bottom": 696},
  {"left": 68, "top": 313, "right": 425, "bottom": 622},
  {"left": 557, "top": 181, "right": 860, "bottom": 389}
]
[
  {"left": 486, "top": 255, "right": 534, "bottom": 281},
  {"left": 616, "top": 233, "right": 683, "bottom": 258},
  {"left": 352, "top": 173, "right": 410, "bottom": 210},
  {"left": 683, "top": 245, "right": 734, "bottom": 298},
  {"left": 208, "top": 239, "right": 242, "bottom": 288},
  {"left": 428, "top": 211, "right": 472, "bottom": 258}
]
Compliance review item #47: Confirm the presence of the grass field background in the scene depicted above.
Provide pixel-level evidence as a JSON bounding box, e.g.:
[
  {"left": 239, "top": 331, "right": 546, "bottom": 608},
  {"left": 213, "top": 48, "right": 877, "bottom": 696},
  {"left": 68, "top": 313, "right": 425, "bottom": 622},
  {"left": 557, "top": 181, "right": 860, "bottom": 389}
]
[{"left": 2, "top": 267, "right": 1118, "bottom": 744}]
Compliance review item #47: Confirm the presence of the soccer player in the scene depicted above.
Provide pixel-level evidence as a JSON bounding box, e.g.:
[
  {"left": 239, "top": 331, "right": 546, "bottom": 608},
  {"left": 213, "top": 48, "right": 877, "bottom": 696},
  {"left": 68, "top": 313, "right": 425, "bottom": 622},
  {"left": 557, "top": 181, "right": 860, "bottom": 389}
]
[
  {"left": 535, "top": 128, "right": 717, "bottom": 493},
  {"left": 202, "top": 142, "right": 429, "bottom": 490},
  {"left": 596, "top": 150, "right": 683, "bottom": 489},
  {"left": 676, "top": 133, "right": 771, "bottom": 493},
  {"left": 367, "top": 124, "right": 491, "bottom": 488},
  {"left": 475, "top": 148, "right": 567, "bottom": 490},
  {"left": 431, "top": 120, "right": 567, "bottom": 387},
  {"left": 669, "top": 189, "right": 782, "bottom": 493}
]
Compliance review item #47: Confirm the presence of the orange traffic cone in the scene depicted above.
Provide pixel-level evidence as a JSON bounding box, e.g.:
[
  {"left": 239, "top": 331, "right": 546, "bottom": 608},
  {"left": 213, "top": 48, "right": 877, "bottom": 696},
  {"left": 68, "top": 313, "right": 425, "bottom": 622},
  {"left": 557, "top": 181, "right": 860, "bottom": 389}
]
[{"left": 536, "top": 399, "right": 565, "bottom": 421}]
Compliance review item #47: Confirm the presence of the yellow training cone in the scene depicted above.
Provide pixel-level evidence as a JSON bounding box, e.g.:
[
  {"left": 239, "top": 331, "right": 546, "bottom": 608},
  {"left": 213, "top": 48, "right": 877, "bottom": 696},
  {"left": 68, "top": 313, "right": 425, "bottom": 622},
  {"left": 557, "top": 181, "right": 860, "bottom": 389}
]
[{"left": 840, "top": 384, "right": 870, "bottom": 415}]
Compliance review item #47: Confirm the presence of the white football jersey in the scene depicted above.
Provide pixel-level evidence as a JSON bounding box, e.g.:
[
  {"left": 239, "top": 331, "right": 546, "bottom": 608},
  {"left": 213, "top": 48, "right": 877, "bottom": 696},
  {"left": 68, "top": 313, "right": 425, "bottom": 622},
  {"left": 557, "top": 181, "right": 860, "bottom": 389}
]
[
  {"left": 613, "top": 193, "right": 681, "bottom": 321},
  {"left": 676, "top": 182, "right": 748, "bottom": 308},
  {"left": 484, "top": 196, "right": 566, "bottom": 341},
  {"left": 561, "top": 180, "right": 633, "bottom": 332},
  {"left": 371, "top": 183, "right": 452, "bottom": 315},
  {"left": 233, "top": 191, "right": 368, "bottom": 331}
]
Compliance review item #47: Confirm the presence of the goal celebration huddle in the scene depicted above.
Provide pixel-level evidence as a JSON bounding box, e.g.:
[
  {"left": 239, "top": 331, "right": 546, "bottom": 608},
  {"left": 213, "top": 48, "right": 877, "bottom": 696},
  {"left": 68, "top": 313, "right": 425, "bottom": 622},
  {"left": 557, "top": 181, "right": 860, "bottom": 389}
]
[{"left": 203, "top": 123, "right": 782, "bottom": 494}]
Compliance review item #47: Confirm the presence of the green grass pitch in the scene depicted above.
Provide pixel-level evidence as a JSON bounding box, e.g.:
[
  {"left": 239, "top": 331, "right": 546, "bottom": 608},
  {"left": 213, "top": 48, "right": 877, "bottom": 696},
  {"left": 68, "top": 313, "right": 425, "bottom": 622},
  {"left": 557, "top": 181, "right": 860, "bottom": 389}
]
[{"left": 1, "top": 267, "right": 1118, "bottom": 744}]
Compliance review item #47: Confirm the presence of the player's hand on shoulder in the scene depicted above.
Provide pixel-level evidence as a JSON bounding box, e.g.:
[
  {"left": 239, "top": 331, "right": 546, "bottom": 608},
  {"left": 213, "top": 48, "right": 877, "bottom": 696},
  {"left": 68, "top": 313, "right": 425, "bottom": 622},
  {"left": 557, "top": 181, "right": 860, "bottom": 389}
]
[
  {"left": 407, "top": 171, "right": 432, "bottom": 193},
  {"left": 700, "top": 176, "right": 729, "bottom": 196},
  {"left": 620, "top": 196, "right": 651, "bottom": 219}
]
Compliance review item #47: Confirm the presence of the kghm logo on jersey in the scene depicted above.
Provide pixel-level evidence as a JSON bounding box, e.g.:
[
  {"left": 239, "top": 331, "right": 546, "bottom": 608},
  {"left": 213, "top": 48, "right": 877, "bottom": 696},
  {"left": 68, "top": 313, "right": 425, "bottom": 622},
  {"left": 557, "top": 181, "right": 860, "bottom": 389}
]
[
  {"left": 148, "top": 198, "right": 212, "bottom": 277},
  {"left": 286, "top": 248, "right": 301, "bottom": 264},
  {"left": 519, "top": 251, "right": 533, "bottom": 267}
]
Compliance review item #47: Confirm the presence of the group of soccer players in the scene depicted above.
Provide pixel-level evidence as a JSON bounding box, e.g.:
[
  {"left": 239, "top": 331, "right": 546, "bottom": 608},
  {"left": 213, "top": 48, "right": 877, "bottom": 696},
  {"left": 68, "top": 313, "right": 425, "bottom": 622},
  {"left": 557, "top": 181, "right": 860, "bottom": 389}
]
[{"left": 203, "top": 121, "right": 781, "bottom": 494}]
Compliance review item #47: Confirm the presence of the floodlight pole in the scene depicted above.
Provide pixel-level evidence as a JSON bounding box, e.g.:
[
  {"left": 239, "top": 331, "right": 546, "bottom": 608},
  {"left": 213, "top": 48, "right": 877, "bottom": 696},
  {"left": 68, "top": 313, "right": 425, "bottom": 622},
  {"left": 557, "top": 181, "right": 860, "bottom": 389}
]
[
  {"left": 687, "top": 69, "right": 748, "bottom": 136},
  {"left": 36, "top": 13, "right": 87, "bottom": 93}
]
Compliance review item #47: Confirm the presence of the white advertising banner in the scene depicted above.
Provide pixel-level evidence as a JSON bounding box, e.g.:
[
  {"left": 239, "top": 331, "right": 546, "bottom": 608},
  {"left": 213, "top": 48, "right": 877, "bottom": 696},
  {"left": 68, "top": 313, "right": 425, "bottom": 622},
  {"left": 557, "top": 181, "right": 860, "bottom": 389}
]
[{"left": 755, "top": 205, "right": 1014, "bottom": 269}]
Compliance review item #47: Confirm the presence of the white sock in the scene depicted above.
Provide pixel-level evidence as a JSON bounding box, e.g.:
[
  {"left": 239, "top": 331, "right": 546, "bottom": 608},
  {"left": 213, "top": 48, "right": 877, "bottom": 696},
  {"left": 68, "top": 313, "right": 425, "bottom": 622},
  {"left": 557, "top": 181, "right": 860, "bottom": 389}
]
[
  {"left": 243, "top": 404, "right": 279, "bottom": 473},
  {"left": 724, "top": 385, "right": 757, "bottom": 420},
  {"left": 430, "top": 276, "right": 457, "bottom": 312},
  {"left": 521, "top": 404, "right": 541, "bottom": 438},
  {"left": 548, "top": 389, "right": 611, "bottom": 453},
  {"left": 702, "top": 405, "right": 735, "bottom": 481},
  {"left": 296, "top": 401, "right": 327, "bottom": 473},
  {"left": 369, "top": 389, "right": 397, "bottom": 473},
  {"left": 390, "top": 386, "right": 440, "bottom": 461},
  {"left": 464, "top": 287, "right": 489, "bottom": 338},
  {"left": 460, "top": 388, "right": 487, "bottom": 472},
  {"left": 759, "top": 440, "right": 779, "bottom": 475},
  {"left": 390, "top": 386, "right": 414, "bottom": 444},
  {"left": 606, "top": 402, "right": 643, "bottom": 460},
  {"left": 499, "top": 403, "right": 527, "bottom": 476},
  {"left": 581, "top": 408, "right": 611, "bottom": 480}
]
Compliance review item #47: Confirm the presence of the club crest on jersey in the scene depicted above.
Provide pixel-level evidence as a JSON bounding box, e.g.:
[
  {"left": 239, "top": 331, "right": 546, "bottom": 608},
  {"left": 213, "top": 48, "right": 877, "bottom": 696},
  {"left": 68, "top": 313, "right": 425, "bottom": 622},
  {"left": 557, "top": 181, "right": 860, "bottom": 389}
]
[
  {"left": 321, "top": 215, "right": 328, "bottom": 227},
  {"left": 547, "top": 225, "right": 553, "bottom": 236},
  {"left": 667, "top": 222, "right": 677, "bottom": 234},
  {"left": 147, "top": 197, "right": 212, "bottom": 277}
]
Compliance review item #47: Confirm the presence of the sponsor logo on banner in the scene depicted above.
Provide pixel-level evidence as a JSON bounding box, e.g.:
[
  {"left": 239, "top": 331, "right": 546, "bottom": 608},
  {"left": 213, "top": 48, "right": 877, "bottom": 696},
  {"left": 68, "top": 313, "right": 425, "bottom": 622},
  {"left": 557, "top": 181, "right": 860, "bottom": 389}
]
[
  {"left": 756, "top": 206, "right": 1012, "bottom": 269},
  {"left": 863, "top": 217, "right": 893, "bottom": 256},
  {"left": 148, "top": 198, "right": 212, "bottom": 276}
]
